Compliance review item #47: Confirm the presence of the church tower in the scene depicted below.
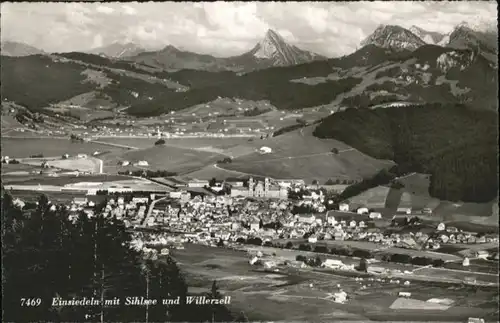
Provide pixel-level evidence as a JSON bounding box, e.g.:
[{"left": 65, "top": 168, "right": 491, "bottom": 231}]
[
  {"left": 248, "top": 177, "right": 254, "bottom": 197},
  {"left": 264, "top": 178, "right": 270, "bottom": 196}
]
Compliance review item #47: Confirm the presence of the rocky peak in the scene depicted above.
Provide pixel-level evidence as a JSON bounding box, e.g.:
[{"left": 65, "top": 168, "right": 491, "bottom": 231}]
[
  {"left": 409, "top": 25, "right": 446, "bottom": 45},
  {"left": 361, "top": 24, "right": 426, "bottom": 51}
]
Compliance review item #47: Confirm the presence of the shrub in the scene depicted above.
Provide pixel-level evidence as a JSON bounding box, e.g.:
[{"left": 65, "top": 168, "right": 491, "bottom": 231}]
[{"left": 155, "top": 139, "right": 165, "bottom": 145}]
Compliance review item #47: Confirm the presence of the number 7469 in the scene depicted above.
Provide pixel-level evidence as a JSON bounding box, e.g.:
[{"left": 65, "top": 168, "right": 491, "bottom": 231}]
[{"left": 20, "top": 298, "right": 42, "bottom": 306}]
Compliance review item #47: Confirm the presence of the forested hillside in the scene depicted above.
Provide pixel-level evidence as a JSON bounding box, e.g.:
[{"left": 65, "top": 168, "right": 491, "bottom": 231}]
[
  {"left": 2, "top": 192, "right": 234, "bottom": 322},
  {"left": 313, "top": 103, "right": 498, "bottom": 202},
  {"left": 0, "top": 55, "right": 95, "bottom": 111}
]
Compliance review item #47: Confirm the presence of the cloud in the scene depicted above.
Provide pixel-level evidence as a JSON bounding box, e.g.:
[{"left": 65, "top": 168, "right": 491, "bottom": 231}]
[
  {"left": 96, "top": 5, "right": 114, "bottom": 15},
  {"left": 122, "top": 5, "right": 137, "bottom": 16},
  {"left": 1, "top": 1, "right": 497, "bottom": 57}
]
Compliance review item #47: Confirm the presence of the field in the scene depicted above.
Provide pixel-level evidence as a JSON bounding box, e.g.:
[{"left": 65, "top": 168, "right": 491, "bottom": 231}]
[
  {"left": 221, "top": 126, "right": 394, "bottom": 183},
  {"left": 1, "top": 137, "right": 126, "bottom": 158},
  {"left": 346, "top": 173, "right": 498, "bottom": 222},
  {"left": 1, "top": 174, "right": 129, "bottom": 186},
  {"left": 101, "top": 145, "right": 224, "bottom": 174},
  {"left": 20, "top": 156, "right": 102, "bottom": 173},
  {"left": 94, "top": 136, "right": 254, "bottom": 157},
  {"left": 170, "top": 244, "right": 498, "bottom": 322}
]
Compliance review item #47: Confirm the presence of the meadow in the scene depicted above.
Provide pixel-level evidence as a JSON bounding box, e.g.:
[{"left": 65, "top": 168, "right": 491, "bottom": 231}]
[
  {"left": 101, "top": 144, "right": 224, "bottom": 175},
  {"left": 1, "top": 137, "right": 126, "bottom": 158},
  {"left": 222, "top": 126, "right": 394, "bottom": 183},
  {"left": 170, "top": 244, "right": 497, "bottom": 322}
]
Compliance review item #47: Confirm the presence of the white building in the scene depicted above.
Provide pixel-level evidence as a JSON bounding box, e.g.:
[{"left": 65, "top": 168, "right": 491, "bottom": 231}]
[
  {"left": 77, "top": 154, "right": 88, "bottom": 159},
  {"left": 397, "top": 207, "right": 412, "bottom": 215},
  {"left": 259, "top": 146, "right": 273, "bottom": 154},
  {"left": 369, "top": 212, "right": 382, "bottom": 219},
  {"left": 322, "top": 259, "right": 344, "bottom": 269},
  {"left": 357, "top": 207, "right": 369, "bottom": 215},
  {"left": 121, "top": 160, "right": 130, "bottom": 166},
  {"left": 339, "top": 203, "right": 349, "bottom": 212},
  {"left": 437, "top": 223, "right": 446, "bottom": 231},
  {"left": 188, "top": 179, "right": 209, "bottom": 188},
  {"left": 135, "top": 160, "right": 149, "bottom": 166},
  {"left": 231, "top": 177, "right": 288, "bottom": 199}
]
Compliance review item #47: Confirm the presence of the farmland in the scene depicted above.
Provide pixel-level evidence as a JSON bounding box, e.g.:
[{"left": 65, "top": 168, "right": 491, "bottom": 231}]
[
  {"left": 170, "top": 244, "right": 498, "bottom": 322},
  {"left": 347, "top": 173, "right": 498, "bottom": 221},
  {"left": 1, "top": 137, "right": 127, "bottom": 158},
  {"left": 94, "top": 136, "right": 255, "bottom": 157},
  {"left": 221, "top": 126, "right": 394, "bottom": 183},
  {"left": 100, "top": 144, "right": 224, "bottom": 174}
]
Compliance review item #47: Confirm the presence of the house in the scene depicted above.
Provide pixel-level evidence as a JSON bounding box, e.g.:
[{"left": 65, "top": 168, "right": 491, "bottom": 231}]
[
  {"left": 369, "top": 212, "right": 382, "bottom": 219},
  {"left": 468, "top": 318, "right": 485, "bottom": 323},
  {"left": 437, "top": 223, "right": 446, "bottom": 231},
  {"left": 121, "top": 160, "right": 130, "bottom": 166},
  {"left": 334, "top": 230, "right": 345, "bottom": 241},
  {"left": 308, "top": 236, "right": 318, "bottom": 243},
  {"left": 297, "top": 214, "right": 316, "bottom": 224},
  {"left": 339, "top": 203, "right": 349, "bottom": 212},
  {"left": 13, "top": 198, "right": 25, "bottom": 209},
  {"left": 349, "top": 220, "right": 357, "bottom": 228},
  {"left": 333, "top": 290, "right": 347, "bottom": 303},
  {"left": 323, "top": 259, "right": 344, "bottom": 269},
  {"left": 135, "top": 160, "right": 149, "bottom": 166},
  {"left": 188, "top": 179, "right": 209, "bottom": 188},
  {"left": 327, "top": 215, "right": 337, "bottom": 225},
  {"left": 398, "top": 292, "right": 411, "bottom": 298},
  {"left": 250, "top": 221, "right": 260, "bottom": 231},
  {"left": 357, "top": 207, "right": 369, "bottom": 215},
  {"left": 77, "top": 153, "right": 87, "bottom": 159},
  {"left": 259, "top": 146, "right": 272, "bottom": 154},
  {"left": 475, "top": 250, "right": 489, "bottom": 259},
  {"left": 397, "top": 207, "right": 411, "bottom": 215},
  {"left": 462, "top": 257, "right": 470, "bottom": 267},
  {"left": 73, "top": 197, "right": 88, "bottom": 205}
]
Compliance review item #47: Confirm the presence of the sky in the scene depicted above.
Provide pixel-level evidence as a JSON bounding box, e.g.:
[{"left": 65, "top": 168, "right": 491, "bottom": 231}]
[{"left": 1, "top": 1, "right": 497, "bottom": 57}]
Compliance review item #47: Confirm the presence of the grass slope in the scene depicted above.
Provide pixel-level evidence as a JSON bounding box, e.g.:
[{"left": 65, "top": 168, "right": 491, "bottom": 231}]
[{"left": 222, "top": 126, "right": 394, "bottom": 183}]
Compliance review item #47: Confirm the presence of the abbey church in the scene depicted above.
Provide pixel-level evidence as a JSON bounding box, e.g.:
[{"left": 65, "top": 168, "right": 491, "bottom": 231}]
[{"left": 230, "top": 177, "right": 288, "bottom": 199}]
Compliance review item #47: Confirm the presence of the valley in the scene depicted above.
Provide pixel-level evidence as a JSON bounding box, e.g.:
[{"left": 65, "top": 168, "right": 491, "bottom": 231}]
[{"left": 1, "top": 7, "right": 498, "bottom": 322}]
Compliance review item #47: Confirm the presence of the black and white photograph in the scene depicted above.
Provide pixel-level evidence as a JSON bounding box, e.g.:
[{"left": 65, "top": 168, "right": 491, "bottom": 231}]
[{"left": 1, "top": 1, "right": 498, "bottom": 322}]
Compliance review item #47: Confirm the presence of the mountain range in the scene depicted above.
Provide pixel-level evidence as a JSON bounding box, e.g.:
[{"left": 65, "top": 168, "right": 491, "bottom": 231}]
[
  {"left": 86, "top": 42, "right": 146, "bottom": 58},
  {"left": 0, "top": 41, "right": 45, "bottom": 57},
  {"left": 361, "top": 23, "right": 497, "bottom": 66},
  {"left": 125, "top": 29, "right": 326, "bottom": 72}
]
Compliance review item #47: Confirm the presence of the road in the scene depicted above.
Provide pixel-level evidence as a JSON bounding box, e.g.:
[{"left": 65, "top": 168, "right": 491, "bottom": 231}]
[
  {"left": 142, "top": 197, "right": 168, "bottom": 227},
  {"left": 228, "top": 149, "right": 356, "bottom": 165},
  {"left": 90, "top": 140, "right": 139, "bottom": 150}
]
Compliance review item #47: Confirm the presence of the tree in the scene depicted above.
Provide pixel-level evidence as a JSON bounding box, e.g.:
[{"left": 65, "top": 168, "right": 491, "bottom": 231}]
[
  {"left": 2, "top": 191, "right": 230, "bottom": 322},
  {"left": 357, "top": 258, "right": 368, "bottom": 272},
  {"left": 325, "top": 179, "right": 335, "bottom": 185},
  {"left": 209, "top": 177, "right": 217, "bottom": 187},
  {"left": 296, "top": 255, "right": 307, "bottom": 262},
  {"left": 312, "top": 179, "right": 318, "bottom": 186},
  {"left": 235, "top": 311, "right": 249, "bottom": 322},
  {"left": 154, "top": 139, "right": 165, "bottom": 145},
  {"left": 314, "top": 256, "right": 322, "bottom": 267},
  {"left": 217, "top": 238, "right": 224, "bottom": 247},
  {"left": 298, "top": 244, "right": 311, "bottom": 251},
  {"left": 331, "top": 148, "right": 339, "bottom": 154},
  {"left": 285, "top": 242, "right": 294, "bottom": 249}
]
